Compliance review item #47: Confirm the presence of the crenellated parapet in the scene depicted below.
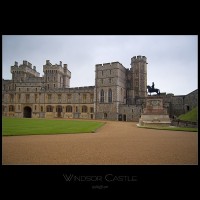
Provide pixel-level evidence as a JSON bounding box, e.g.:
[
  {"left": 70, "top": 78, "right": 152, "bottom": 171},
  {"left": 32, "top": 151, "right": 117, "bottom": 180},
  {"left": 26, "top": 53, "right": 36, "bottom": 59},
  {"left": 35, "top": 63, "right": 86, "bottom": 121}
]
[
  {"left": 131, "top": 55, "right": 147, "bottom": 65},
  {"left": 95, "top": 61, "right": 125, "bottom": 71},
  {"left": 11, "top": 60, "right": 40, "bottom": 77},
  {"left": 43, "top": 60, "right": 71, "bottom": 78}
]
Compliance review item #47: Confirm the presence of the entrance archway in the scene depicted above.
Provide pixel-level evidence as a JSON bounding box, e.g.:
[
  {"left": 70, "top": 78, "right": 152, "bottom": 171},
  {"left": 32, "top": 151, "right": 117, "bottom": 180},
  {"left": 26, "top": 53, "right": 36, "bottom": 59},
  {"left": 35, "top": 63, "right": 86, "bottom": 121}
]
[
  {"left": 123, "top": 114, "right": 126, "bottom": 121},
  {"left": 24, "top": 106, "right": 32, "bottom": 118},
  {"left": 56, "top": 105, "right": 62, "bottom": 117},
  {"left": 118, "top": 114, "right": 122, "bottom": 121}
]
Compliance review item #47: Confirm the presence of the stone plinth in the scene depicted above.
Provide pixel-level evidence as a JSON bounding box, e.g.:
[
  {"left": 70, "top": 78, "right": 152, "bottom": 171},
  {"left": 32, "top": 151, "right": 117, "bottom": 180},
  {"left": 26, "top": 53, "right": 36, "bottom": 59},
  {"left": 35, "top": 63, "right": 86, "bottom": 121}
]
[{"left": 138, "top": 96, "right": 171, "bottom": 127}]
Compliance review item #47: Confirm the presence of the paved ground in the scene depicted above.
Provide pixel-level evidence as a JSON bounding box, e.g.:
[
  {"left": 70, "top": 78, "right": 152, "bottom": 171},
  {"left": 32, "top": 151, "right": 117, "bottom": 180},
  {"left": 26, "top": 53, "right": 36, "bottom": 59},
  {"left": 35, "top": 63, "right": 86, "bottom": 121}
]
[{"left": 2, "top": 120, "right": 198, "bottom": 165}]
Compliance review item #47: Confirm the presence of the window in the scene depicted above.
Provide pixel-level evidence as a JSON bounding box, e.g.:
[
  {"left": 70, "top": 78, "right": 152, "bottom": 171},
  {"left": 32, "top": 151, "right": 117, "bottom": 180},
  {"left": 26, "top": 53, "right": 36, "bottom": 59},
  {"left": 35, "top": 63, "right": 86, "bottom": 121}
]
[
  {"left": 18, "top": 105, "right": 20, "bottom": 110},
  {"left": 67, "top": 94, "right": 71, "bottom": 103},
  {"left": 18, "top": 94, "right": 21, "bottom": 102},
  {"left": 54, "top": 77, "right": 56, "bottom": 81},
  {"left": 48, "top": 94, "right": 51, "bottom": 100},
  {"left": 58, "top": 94, "right": 61, "bottom": 103},
  {"left": 26, "top": 94, "right": 30, "bottom": 103},
  {"left": 66, "top": 105, "right": 72, "bottom": 112},
  {"left": 102, "top": 71, "right": 103, "bottom": 76},
  {"left": 60, "top": 77, "right": 62, "bottom": 87},
  {"left": 76, "top": 106, "right": 78, "bottom": 112},
  {"left": 46, "top": 105, "right": 53, "bottom": 112},
  {"left": 109, "top": 78, "right": 111, "bottom": 83},
  {"left": 90, "top": 94, "right": 94, "bottom": 103},
  {"left": 35, "top": 105, "right": 37, "bottom": 110},
  {"left": 110, "top": 70, "right": 111, "bottom": 75},
  {"left": 35, "top": 94, "right": 37, "bottom": 103},
  {"left": 108, "top": 89, "right": 112, "bottom": 103},
  {"left": 19, "top": 88, "right": 20, "bottom": 92},
  {"left": 100, "top": 89, "right": 104, "bottom": 103},
  {"left": 10, "top": 94, "right": 14, "bottom": 103},
  {"left": 101, "top": 79, "right": 103, "bottom": 84},
  {"left": 27, "top": 88, "right": 29, "bottom": 92},
  {"left": 82, "top": 105, "right": 87, "bottom": 113},
  {"left": 56, "top": 105, "right": 62, "bottom": 112},
  {"left": 36, "top": 88, "right": 37, "bottom": 92},
  {"left": 9, "top": 105, "right": 14, "bottom": 112},
  {"left": 83, "top": 94, "right": 87, "bottom": 103},
  {"left": 41, "top": 106, "right": 43, "bottom": 112},
  {"left": 90, "top": 107, "right": 94, "bottom": 113}
]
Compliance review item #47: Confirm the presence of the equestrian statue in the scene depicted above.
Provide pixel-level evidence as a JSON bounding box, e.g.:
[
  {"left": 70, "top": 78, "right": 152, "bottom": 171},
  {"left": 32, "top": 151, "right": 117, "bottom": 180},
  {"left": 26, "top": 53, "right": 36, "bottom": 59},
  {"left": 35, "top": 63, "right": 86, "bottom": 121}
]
[{"left": 147, "top": 82, "right": 160, "bottom": 95}]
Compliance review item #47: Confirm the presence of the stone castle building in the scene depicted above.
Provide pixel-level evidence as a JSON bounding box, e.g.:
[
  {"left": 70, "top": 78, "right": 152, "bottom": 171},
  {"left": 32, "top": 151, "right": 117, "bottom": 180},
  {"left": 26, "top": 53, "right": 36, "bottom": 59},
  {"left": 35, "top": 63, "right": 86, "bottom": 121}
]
[{"left": 2, "top": 56, "right": 198, "bottom": 121}]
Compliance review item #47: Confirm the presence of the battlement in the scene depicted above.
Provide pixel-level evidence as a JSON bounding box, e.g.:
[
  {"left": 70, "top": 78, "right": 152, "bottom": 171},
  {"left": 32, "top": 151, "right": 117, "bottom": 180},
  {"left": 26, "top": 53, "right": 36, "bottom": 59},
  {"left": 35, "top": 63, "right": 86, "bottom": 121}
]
[
  {"left": 131, "top": 55, "right": 147, "bottom": 64},
  {"left": 11, "top": 60, "right": 40, "bottom": 77},
  {"left": 96, "top": 61, "right": 125, "bottom": 70},
  {"left": 43, "top": 60, "right": 71, "bottom": 78},
  {"left": 46, "top": 60, "right": 52, "bottom": 66}
]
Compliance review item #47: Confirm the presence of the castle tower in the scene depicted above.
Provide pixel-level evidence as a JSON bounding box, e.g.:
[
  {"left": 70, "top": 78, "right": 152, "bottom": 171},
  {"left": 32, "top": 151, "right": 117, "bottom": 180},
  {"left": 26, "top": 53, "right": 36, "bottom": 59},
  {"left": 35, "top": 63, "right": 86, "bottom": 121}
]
[
  {"left": 131, "top": 55, "right": 147, "bottom": 98},
  {"left": 94, "top": 62, "right": 126, "bottom": 120},
  {"left": 43, "top": 60, "right": 71, "bottom": 90},
  {"left": 11, "top": 60, "right": 40, "bottom": 82},
  {"left": 63, "top": 64, "right": 71, "bottom": 88}
]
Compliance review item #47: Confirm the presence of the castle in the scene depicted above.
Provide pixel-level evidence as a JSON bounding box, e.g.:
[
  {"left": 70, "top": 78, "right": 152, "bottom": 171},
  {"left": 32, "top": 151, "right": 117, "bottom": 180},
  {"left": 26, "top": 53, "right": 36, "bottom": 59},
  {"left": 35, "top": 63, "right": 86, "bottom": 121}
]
[{"left": 2, "top": 56, "right": 198, "bottom": 121}]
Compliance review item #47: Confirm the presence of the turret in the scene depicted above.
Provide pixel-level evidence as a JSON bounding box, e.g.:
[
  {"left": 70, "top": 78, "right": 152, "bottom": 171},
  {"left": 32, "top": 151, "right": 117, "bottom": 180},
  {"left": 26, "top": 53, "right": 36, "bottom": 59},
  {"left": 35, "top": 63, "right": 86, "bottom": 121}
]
[{"left": 131, "top": 55, "right": 147, "bottom": 98}]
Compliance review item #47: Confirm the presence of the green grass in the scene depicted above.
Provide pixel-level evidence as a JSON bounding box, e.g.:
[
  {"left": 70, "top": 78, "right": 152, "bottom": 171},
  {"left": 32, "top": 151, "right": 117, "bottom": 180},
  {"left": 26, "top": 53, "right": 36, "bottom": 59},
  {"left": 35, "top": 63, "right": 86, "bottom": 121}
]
[
  {"left": 138, "top": 125, "right": 198, "bottom": 132},
  {"left": 178, "top": 107, "right": 198, "bottom": 122},
  {"left": 2, "top": 117, "right": 105, "bottom": 136}
]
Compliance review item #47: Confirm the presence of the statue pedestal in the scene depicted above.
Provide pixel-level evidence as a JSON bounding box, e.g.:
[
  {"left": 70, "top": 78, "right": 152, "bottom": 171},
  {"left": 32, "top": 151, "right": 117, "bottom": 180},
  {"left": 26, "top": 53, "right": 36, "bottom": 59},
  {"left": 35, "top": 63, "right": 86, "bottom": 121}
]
[{"left": 138, "top": 96, "right": 171, "bottom": 127}]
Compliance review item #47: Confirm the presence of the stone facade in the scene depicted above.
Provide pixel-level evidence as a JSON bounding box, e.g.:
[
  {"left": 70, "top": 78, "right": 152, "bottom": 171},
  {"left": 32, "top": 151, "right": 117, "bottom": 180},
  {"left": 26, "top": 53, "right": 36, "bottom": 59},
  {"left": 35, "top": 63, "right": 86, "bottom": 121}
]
[{"left": 2, "top": 56, "right": 198, "bottom": 121}]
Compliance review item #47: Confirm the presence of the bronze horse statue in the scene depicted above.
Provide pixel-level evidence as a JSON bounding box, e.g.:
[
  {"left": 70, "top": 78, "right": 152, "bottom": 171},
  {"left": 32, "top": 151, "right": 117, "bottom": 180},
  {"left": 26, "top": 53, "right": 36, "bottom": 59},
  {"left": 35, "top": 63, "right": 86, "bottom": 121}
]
[{"left": 147, "top": 85, "right": 160, "bottom": 95}]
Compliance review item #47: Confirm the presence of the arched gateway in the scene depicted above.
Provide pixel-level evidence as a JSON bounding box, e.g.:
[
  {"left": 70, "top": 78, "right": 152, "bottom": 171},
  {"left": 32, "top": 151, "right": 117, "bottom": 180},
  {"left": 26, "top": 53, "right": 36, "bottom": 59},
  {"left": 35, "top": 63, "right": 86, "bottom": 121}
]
[{"left": 24, "top": 106, "right": 32, "bottom": 118}]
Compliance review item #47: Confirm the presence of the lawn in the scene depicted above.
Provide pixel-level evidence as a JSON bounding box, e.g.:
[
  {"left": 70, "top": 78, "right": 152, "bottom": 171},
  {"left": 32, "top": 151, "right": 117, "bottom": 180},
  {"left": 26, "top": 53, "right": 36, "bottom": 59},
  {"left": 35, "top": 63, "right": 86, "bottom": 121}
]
[
  {"left": 2, "top": 117, "right": 105, "bottom": 136},
  {"left": 178, "top": 106, "right": 198, "bottom": 122}
]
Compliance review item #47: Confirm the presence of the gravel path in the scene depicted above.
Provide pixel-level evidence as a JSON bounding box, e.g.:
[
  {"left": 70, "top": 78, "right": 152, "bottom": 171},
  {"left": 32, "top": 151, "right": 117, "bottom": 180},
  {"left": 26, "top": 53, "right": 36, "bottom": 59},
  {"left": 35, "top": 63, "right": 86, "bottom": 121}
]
[{"left": 2, "top": 120, "right": 198, "bottom": 165}]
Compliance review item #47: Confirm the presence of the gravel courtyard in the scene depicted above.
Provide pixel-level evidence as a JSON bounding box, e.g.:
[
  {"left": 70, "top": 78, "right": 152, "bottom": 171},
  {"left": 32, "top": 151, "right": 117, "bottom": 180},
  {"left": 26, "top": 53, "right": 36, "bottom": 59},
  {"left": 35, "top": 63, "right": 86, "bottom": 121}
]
[{"left": 2, "top": 120, "right": 198, "bottom": 165}]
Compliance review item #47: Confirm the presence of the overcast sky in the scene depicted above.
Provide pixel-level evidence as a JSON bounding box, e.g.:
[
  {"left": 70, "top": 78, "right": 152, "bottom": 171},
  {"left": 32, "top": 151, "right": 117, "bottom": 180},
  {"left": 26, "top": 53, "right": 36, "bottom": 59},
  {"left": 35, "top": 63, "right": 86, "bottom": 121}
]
[{"left": 2, "top": 35, "right": 197, "bottom": 95}]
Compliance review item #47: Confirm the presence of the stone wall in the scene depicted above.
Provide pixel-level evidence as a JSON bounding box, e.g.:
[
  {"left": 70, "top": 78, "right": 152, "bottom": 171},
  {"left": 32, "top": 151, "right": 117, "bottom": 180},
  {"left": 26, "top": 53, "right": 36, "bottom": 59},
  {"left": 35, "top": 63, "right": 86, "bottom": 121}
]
[{"left": 184, "top": 89, "right": 198, "bottom": 112}]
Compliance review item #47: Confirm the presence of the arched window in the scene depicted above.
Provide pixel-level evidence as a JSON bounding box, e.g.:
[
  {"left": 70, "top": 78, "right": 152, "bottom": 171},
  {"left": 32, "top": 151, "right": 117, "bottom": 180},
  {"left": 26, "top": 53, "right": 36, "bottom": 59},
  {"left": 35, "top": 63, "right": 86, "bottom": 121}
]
[
  {"left": 108, "top": 88, "right": 112, "bottom": 103},
  {"left": 56, "top": 105, "right": 62, "bottom": 112},
  {"left": 82, "top": 105, "right": 87, "bottom": 113},
  {"left": 66, "top": 105, "right": 72, "bottom": 112},
  {"left": 46, "top": 105, "right": 53, "bottom": 112},
  {"left": 100, "top": 89, "right": 104, "bottom": 103}
]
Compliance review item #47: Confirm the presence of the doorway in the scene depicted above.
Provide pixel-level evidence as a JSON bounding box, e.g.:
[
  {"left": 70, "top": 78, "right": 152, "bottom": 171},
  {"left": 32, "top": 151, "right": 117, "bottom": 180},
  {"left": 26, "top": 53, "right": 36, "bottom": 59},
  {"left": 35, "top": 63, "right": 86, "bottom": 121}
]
[
  {"left": 123, "top": 114, "right": 126, "bottom": 121},
  {"left": 24, "top": 106, "right": 32, "bottom": 118},
  {"left": 56, "top": 105, "right": 62, "bottom": 117}
]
